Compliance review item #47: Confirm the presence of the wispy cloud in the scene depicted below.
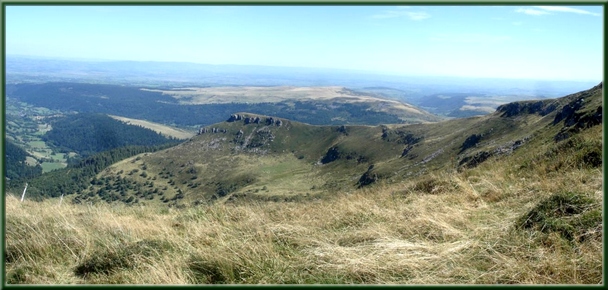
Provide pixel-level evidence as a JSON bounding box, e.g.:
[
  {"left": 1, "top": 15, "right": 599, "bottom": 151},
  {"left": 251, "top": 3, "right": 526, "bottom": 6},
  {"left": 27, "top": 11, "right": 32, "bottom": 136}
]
[
  {"left": 534, "top": 6, "right": 600, "bottom": 16},
  {"left": 516, "top": 6, "right": 600, "bottom": 16},
  {"left": 371, "top": 9, "right": 430, "bottom": 21},
  {"left": 515, "top": 8, "right": 550, "bottom": 16}
]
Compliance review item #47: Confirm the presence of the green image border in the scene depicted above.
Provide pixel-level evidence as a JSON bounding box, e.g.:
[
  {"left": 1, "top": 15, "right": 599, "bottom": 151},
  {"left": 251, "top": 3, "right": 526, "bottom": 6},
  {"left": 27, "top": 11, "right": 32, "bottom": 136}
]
[{"left": 0, "top": 0, "right": 605, "bottom": 288}]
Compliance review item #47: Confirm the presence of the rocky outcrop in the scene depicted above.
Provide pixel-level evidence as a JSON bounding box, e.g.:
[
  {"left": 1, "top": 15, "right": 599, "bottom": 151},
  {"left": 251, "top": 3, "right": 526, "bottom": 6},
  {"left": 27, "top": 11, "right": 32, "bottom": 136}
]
[
  {"left": 381, "top": 127, "right": 422, "bottom": 145},
  {"left": 244, "top": 116, "right": 262, "bottom": 124},
  {"left": 458, "top": 137, "right": 529, "bottom": 169},
  {"left": 320, "top": 146, "right": 341, "bottom": 164},
  {"left": 459, "top": 134, "right": 483, "bottom": 153},
  {"left": 401, "top": 145, "right": 414, "bottom": 158},
  {"left": 421, "top": 148, "right": 444, "bottom": 164},
  {"left": 551, "top": 83, "right": 602, "bottom": 142},
  {"left": 497, "top": 100, "right": 557, "bottom": 118},
  {"left": 227, "top": 114, "right": 244, "bottom": 122},
  {"left": 198, "top": 127, "right": 226, "bottom": 135},
  {"left": 265, "top": 117, "right": 283, "bottom": 127},
  {"left": 228, "top": 114, "right": 283, "bottom": 127},
  {"left": 246, "top": 128, "right": 275, "bottom": 148},
  {"left": 553, "top": 98, "right": 602, "bottom": 142},
  {"left": 357, "top": 165, "right": 378, "bottom": 188},
  {"left": 458, "top": 151, "right": 492, "bottom": 169}
]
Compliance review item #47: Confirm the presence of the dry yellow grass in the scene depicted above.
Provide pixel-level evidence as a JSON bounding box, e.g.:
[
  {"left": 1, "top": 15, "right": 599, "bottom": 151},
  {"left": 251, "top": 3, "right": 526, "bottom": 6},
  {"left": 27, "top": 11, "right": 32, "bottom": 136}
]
[{"left": 108, "top": 115, "right": 195, "bottom": 139}]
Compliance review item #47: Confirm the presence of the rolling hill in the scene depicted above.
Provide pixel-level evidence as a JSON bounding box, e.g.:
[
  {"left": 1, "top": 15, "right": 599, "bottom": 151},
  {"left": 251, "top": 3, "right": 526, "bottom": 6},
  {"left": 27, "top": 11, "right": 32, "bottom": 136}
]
[
  {"left": 62, "top": 82, "right": 602, "bottom": 207},
  {"left": 5, "top": 83, "right": 602, "bottom": 284},
  {"left": 7, "top": 82, "right": 442, "bottom": 127}
]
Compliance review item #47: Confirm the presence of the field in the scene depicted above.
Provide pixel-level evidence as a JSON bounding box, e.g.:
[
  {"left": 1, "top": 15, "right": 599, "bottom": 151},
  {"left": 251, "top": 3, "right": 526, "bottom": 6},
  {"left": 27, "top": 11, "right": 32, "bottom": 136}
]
[
  {"left": 108, "top": 115, "right": 196, "bottom": 140},
  {"left": 142, "top": 86, "right": 429, "bottom": 116},
  {"left": 5, "top": 98, "right": 72, "bottom": 173}
]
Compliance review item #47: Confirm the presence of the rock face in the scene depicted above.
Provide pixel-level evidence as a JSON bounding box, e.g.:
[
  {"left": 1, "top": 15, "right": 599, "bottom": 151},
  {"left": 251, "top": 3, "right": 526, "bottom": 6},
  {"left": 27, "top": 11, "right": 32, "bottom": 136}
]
[
  {"left": 552, "top": 86, "right": 603, "bottom": 142},
  {"left": 458, "top": 151, "right": 492, "bottom": 169},
  {"left": 320, "top": 146, "right": 341, "bottom": 164},
  {"left": 357, "top": 165, "right": 377, "bottom": 188},
  {"left": 381, "top": 127, "right": 422, "bottom": 145},
  {"left": 459, "top": 134, "right": 483, "bottom": 153},
  {"left": 265, "top": 117, "right": 282, "bottom": 126},
  {"left": 247, "top": 128, "right": 275, "bottom": 149},
  {"left": 228, "top": 114, "right": 283, "bottom": 127},
  {"left": 243, "top": 117, "right": 262, "bottom": 124},
  {"left": 198, "top": 127, "right": 226, "bottom": 135},
  {"left": 458, "top": 137, "right": 529, "bottom": 169},
  {"left": 401, "top": 145, "right": 414, "bottom": 158},
  {"left": 227, "top": 114, "right": 244, "bottom": 122},
  {"left": 497, "top": 100, "right": 557, "bottom": 118}
]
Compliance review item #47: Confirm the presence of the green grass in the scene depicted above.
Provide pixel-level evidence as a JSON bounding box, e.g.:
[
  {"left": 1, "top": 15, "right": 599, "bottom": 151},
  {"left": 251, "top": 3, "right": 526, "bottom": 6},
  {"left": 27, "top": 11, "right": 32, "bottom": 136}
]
[
  {"left": 40, "top": 162, "right": 67, "bottom": 173},
  {"left": 27, "top": 141, "right": 47, "bottom": 149},
  {"left": 25, "top": 156, "right": 38, "bottom": 166}
]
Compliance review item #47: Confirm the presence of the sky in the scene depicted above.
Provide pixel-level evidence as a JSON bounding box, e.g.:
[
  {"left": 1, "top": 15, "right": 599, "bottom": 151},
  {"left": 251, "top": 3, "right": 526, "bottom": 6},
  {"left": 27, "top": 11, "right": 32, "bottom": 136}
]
[{"left": 5, "top": 5, "right": 604, "bottom": 82}]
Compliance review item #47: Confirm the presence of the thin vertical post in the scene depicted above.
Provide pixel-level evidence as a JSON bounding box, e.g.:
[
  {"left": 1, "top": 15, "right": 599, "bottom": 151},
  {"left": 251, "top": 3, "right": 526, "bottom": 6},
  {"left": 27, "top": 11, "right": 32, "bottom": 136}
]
[{"left": 20, "top": 183, "right": 28, "bottom": 202}]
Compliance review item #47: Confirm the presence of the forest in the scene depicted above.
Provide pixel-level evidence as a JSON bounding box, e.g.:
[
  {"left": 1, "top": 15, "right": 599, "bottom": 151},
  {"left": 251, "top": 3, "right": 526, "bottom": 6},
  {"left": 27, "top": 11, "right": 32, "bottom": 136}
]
[
  {"left": 5, "top": 143, "right": 177, "bottom": 200},
  {"left": 8, "top": 82, "right": 405, "bottom": 126},
  {"left": 4, "top": 139, "right": 43, "bottom": 181},
  {"left": 42, "top": 113, "right": 180, "bottom": 158}
]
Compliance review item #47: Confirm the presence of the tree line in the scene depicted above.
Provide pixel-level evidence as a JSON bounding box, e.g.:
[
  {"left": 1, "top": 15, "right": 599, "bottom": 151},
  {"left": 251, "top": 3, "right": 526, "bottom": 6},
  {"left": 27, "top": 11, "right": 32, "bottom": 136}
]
[
  {"left": 5, "top": 143, "right": 177, "bottom": 200},
  {"left": 42, "top": 112, "right": 180, "bottom": 158},
  {"left": 4, "top": 139, "right": 43, "bottom": 181}
]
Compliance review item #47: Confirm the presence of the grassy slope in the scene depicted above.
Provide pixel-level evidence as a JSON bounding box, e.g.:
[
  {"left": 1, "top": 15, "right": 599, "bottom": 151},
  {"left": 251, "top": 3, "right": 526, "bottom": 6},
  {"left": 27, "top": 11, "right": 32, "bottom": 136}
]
[
  {"left": 5, "top": 124, "right": 602, "bottom": 284},
  {"left": 5, "top": 84, "right": 602, "bottom": 284},
  {"left": 73, "top": 83, "right": 600, "bottom": 207}
]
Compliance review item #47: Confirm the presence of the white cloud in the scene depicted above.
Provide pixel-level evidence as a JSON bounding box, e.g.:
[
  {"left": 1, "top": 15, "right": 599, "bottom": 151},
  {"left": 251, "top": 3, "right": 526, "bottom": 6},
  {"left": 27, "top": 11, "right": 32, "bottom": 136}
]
[
  {"left": 406, "top": 12, "right": 431, "bottom": 21},
  {"left": 371, "top": 10, "right": 430, "bottom": 21},
  {"left": 516, "top": 6, "right": 600, "bottom": 16},
  {"left": 515, "top": 8, "right": 550, "bottom": 16},
  {"left": 534, "top": 6, "right": 600, "bottom": 16}
]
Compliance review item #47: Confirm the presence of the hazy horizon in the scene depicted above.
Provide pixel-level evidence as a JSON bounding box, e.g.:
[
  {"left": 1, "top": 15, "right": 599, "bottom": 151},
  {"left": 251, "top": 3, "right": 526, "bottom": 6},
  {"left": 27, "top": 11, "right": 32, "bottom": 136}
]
[
  {"left": 6, "top": 53, "right": 602, "bottom": 85},
  {"left": 6, "top": 5, "right": 603, "bottom": 82}
]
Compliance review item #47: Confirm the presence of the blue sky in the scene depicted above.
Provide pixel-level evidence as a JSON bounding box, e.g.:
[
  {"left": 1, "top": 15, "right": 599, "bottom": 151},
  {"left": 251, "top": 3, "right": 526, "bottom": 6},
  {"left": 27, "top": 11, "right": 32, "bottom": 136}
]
[{"left": 5, "top": 5, "right": 604, "bottom": 81}]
